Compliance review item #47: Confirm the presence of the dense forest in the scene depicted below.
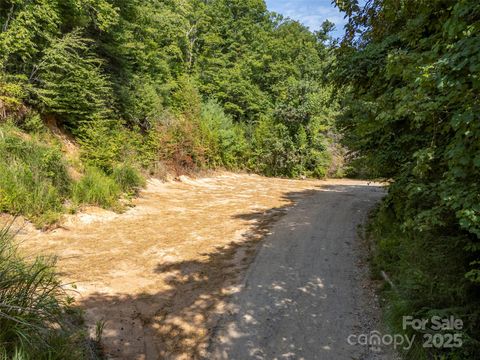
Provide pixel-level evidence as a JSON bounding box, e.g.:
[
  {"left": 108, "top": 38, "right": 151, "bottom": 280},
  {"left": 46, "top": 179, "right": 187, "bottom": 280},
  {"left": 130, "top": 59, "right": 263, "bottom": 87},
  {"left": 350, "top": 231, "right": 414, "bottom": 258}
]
[
  {"left": 0, "top": 0, "right": 339, "bottom": 225},
  {"left": 0, "top": 0, "right": 479, "bottom": 358},
  {"left": 335, "top": 0, "right": 480, "bottom": 358}
]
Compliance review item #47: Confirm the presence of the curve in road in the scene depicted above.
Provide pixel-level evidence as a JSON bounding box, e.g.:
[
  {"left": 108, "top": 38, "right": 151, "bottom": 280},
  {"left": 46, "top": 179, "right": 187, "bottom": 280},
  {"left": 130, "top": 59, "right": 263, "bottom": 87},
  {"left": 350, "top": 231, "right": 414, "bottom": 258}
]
[{"left": 209, "top": 181, "right": 388, "bottom": 360}]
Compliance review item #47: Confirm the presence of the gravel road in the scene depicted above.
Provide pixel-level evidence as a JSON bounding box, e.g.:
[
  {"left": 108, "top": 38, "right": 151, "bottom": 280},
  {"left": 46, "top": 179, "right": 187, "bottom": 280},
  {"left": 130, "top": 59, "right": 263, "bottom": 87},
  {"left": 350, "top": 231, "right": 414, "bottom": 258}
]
[{"left": 209, "top": 180, "right": 389, "bottom": 360}]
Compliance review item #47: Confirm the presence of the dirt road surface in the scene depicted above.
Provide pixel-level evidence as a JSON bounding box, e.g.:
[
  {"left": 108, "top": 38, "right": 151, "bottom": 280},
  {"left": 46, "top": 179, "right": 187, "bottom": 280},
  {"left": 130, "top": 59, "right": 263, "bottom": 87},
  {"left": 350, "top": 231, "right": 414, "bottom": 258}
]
[
  {"left": 208, "top": 180, "right": 387, "bottom": 360},
  {"left": 15, "top": 174, "right": 386, "bottom": 359}
]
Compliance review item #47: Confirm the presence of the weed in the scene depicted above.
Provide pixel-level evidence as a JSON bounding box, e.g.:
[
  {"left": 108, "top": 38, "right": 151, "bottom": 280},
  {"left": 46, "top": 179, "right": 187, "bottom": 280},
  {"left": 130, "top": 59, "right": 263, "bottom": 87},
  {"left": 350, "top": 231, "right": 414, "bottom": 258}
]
[
  {"left": 0, "top": 222, "right": 87, "bottom": 359},
  {"left": 72, "top": 167, "right": 120, "bottom": 209}
]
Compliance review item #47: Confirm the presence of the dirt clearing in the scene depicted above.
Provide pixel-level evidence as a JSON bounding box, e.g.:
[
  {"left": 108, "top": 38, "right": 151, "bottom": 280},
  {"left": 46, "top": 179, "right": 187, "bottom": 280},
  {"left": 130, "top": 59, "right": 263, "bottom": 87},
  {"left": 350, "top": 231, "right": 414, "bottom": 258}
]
[{"left": 16, "top": 173, "right": 333, "bottom": 359}]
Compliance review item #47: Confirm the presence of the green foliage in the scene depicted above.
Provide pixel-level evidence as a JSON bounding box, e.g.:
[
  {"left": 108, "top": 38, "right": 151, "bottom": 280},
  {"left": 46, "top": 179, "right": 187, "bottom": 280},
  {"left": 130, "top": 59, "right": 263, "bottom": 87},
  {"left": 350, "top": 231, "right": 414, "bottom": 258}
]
[
  {"left": 0, "top": 123, "right": 147, "bottom": 226},
  {"left": 112, "top": 164, "right": 145, "bottom": 193},
  {"left": 33, "top": 31, "right": 113, "bottom": 127},
  {"left": 369, "top": 205, "right": 480, "bottom": 359},
  {"left": 0, "top": 125, "right": 70, "bottom": 226},
  {"left": 0, "top": 224, "right": 87, "bottom": 359},
  {"left": 199, "top": 99, "right": 249, "bottom": 168},
  {"left": 77, "top": 119, "right": 131, "bottom": 172},
  {"left": 0, "top": 0, "right": 338, "bottom": 180},
  {"left": 251, "top": 114, "right": 331, "bottom": 178},
  {"left": 251, "top": 116, "right": 298, "bottom": 177},
  {"left": 0, "top": 0, "right": 116, "bottom": 127},
  {"left": 195, "top": 0, "right": 271, "bottom": 122},
  {"left": 0, "top": 73, "right": 28, "bottom": 118},
  {"left": 77, "top": 117, "right": 158, "bottom": 176},
  {"left": 18, "top": 112, "right": 46, "bottom": 134},
  {"left": 72, "top": 167, "right": 120, "bottom": 208},
  {"left": 336, "top": 0, "right": 480, "bottom": 357},
  {"left": 0, "top": 0, "right": 61, "bottom": 69},
  {"left": 118, "top": 76, "right": 164, "bottom": 130}
]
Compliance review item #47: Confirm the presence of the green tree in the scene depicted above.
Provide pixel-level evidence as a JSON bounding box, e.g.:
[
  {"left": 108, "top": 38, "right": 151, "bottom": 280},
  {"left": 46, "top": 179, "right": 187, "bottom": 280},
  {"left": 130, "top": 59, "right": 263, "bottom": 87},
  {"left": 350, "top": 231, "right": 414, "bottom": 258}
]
[{"left": 335, "top": 0, "right": 480, "bottom": 357}]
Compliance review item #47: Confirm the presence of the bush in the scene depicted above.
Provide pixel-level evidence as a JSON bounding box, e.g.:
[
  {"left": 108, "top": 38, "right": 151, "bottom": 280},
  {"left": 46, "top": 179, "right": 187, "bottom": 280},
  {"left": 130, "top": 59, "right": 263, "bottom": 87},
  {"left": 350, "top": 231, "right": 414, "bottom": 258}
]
[
  {"left": 112, "top": 164, "right": 145, "bottom": 193},
  {"left": 0, "top": 124, "right": 146, "bottom": 224},
  {"left": 77, "top": 119, "right": 155, "bottom": 175},
  {"left": 77, "top": 119, "right": 133, "bottom": 173},
  {"left": 19, "top": 112, "right": 47, "bottom": 134},
  {"left": 251, "top": 117, "right": 330, "bottom": 178},
  {"left": 72, "top": 167, "right": 120, "bottom": 208},
  {"left": 0, "top": 126, "right": 71, "bottom": 226},
  {"left": 251, "top": 118, "right": 298, "bottom": 177},
  {"left": 368, "top": 200, "right": 480, "bottom": 359},
  {"left": 0, "top": 224, "right": 87, "bottom": 359},
  {"left": 199, "top": 99, "right": 249, "bottom": 168}
]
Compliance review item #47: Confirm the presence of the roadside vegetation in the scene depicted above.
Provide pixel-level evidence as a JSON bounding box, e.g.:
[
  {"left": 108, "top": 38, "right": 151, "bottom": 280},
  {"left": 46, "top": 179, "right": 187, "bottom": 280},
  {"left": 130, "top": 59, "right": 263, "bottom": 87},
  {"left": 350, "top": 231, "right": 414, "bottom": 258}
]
[
  {"left": 0, "top": 1, "right": 337, "bottom": 356},
  {"left": 1, "top": 0, "right": 478, "bottom": 359},
  {"left": 0, "top": 125, "right": 69, "bottom": 226},
  {"left": 0, "top": 0, "right": 339, "bottom": 226},
  {"left": 0, "top": 124, "right": 144, "bottom": 227},
  {"left": 0, "top": 224, "right": 100, "bottom": 359},
  {"left": 335, "top": 0, "right": 480, "bottom": 358}
]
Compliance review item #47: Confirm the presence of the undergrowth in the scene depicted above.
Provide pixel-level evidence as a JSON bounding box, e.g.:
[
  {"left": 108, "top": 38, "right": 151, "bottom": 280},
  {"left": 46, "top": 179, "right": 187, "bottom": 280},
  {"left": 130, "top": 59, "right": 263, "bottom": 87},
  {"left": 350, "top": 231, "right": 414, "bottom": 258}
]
[
  {"left": 0, "top": 223, "right": 99, "bottom": 359},
  {"left": 72, "top": 167, "right": 121, "bottom": 209},
  {"left": 0, "top": 125, "right": 70, "bottom": 226},
  {"left": 0, "top": 123, "right": 146, "bottom": 226},
  {"left": 112, "top": 164, "right": 145, "bottom": 194},
  {"left": 368, "top": 201, "right": 480, "bottom": 360}
]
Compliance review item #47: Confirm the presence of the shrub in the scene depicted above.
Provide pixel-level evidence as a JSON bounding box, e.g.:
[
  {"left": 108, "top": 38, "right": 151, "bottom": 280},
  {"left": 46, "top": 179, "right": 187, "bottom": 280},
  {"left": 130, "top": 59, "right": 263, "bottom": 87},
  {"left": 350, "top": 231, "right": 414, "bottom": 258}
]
[
  {"left": 155, "top": 114, "right": 205, "bottom": 171},
  {"left": 0, "top": 126, "right": 71, "bottom": 226},
  {"left": 250, "top": 116, "right": 330, "bottom": 178},
  {"left": 0, "top": 224, "right": 87, "bottom": 359},
  {"left": 72, "top": 167, "right": 120, "bottom": 208},
  {"left": 119, "top": 76, "right": 164, "bottom": 130},
  {"left": 77, "top": 119, "right": 131, "bottom": 173},
  {"left": 77, "top": 119, "right": 153, "bottom": 175},
  {"left": 18, "top": 112, "right": 46, "bottom": 134},
  {"left": 368, "top": 201, "right": 480, "bottom": 359},
  {"left": 251, "top": 118, "right": 298, "bottom": 177},
  {"left": 112, "top": 164, "right": 145, "bottom": 193},
  {"left": 199, "top": 99, "right": 249, "bottom": 169}
]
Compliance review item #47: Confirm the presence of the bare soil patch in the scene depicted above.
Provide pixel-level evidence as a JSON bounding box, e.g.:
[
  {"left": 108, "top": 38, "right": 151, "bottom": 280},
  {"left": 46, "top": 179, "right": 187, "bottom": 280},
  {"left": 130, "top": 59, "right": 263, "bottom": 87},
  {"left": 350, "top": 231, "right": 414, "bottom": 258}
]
[{"left": 16, "top": 173, "right": 329, "bottom": 359}]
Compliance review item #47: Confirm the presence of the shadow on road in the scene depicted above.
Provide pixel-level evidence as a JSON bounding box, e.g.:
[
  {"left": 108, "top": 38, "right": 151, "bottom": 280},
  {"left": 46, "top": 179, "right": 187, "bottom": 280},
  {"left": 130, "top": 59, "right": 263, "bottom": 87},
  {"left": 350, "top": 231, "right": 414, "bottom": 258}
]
[{"left": 78, "top": 183, "right": 382, "bottom": 359}]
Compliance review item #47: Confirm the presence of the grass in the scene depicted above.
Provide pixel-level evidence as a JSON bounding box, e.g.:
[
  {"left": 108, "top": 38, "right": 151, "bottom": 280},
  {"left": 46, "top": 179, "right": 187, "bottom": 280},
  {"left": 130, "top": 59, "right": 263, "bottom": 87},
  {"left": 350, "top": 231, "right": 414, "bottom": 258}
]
[
  {"left": 0, "top": 124, "right": 147, "bottom": 225},
  {"left": 0, "top": 223, "right": 95, "bottom": 359},
  {"left": 72, "top": 167, "right": 121, "bottom": 208},
  {"left": 111, "top": 164, "right": 145, "bottom": 194},
  {"left": 0, "top": 125, "right": 70, "bottom": 227}
]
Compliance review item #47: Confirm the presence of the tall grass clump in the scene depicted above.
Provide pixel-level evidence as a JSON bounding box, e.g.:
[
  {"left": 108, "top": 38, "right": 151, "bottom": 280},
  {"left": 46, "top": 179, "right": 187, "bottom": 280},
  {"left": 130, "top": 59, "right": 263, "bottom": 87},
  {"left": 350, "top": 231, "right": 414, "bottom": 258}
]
[
  {"left": 111, "top": 164, "right": 145, "bottom": 194},
  {"left": 72, "top": 167, "right": 120, "bottom": 208},
  {"left": 0, "top": 224, "right": 87, "bottom": 359},
  {"left": 0, "top": 126, "right": 71, "bottom": 226}
]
